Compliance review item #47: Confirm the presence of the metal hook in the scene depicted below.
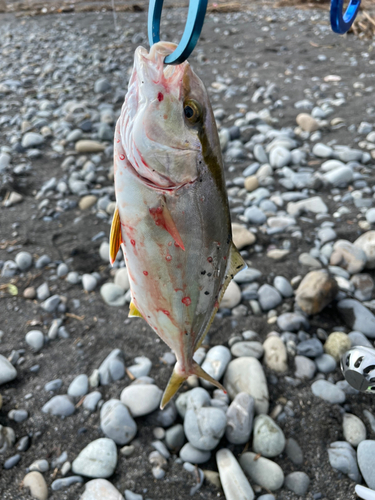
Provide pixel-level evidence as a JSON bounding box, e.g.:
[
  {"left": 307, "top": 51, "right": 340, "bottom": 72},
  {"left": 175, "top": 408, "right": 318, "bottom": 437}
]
[
  {"left": 330, "top": 0, "right": 361, "bottom": 35},
  {"left": 148, "top": 0, "right": 208, "bottom": 65}
]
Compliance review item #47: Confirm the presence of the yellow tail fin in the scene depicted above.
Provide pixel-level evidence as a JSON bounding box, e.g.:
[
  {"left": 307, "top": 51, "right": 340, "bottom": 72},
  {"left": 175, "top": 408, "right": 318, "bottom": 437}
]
[{"left": 160, "top": 361, "right": 226, "bottom": 409}]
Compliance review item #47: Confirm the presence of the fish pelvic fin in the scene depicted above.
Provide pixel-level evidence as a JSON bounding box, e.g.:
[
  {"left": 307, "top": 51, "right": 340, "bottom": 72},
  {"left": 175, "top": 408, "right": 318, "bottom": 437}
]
[
  {"left": 160, "top": 361, "right": 226, "bottom": 409},
  {"left": 110, "top": 206, "right": 122, "bottom": 265},
  {"left": 129, "top": 300, "right": 143, "bottom": 318}
]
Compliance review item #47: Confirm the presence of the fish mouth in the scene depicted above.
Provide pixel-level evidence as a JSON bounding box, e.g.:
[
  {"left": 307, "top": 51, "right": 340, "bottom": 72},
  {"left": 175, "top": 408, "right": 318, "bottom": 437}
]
[{"left": 135, "top": 42, "right": 188, "bottom": 86}]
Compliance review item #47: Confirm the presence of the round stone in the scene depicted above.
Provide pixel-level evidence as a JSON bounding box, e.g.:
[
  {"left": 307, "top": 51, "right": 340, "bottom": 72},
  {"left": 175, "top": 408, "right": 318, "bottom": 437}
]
[
  {"left": 358, "top": 441, "right": 375, "bottom": 489},
  {"left": 324, "top": 332, "right": 352, "bottom": 361},
  {"left": 311, "top": 380, "right": 346, "bottom": 404},
  {"left": 100, "top": 283, "right": 127, "bottom": 307},
  {"left": 328, "top": 441, "right": 361, "bottom": 482},
  {"left": 82, "top": 274, "right": 97, "bottom": 292},
  {"left": 252, "top": 415, "right": 285, "bottom": 457},
  {"left": 221, "top": 280, "right": 242, "bottom": 309},
  {"left": 165, "top": 424, "right": 185, "bottom": 451},
  {"left": 216, "top": 449, "right": 254, "bottom": 500},
  {"left": 284, "top": 472, "right": 310, "bottom": 496},
  {"left": 0, "top": 354, "right": 17, "bottom": 385},
  {"left": 23, "top": 287, "right": 36, "bottom": 299},
  {"left": 72, "top": 438, "right": 117, "bottom": 478},
  {"left": 79, "top": 195, "right": 97, "bottom": 210},
  {"left": 180, "top": 443, "right": 210, "bottom": 464},
  {"left": 224, "top": 357, "right": 269, "bottom": 415},
  {"left": 315, "top": 354, "right": 337, "bottom": 373},
  {"left": 15, "top": 251, "right": 33, "bottom": 271},
  {"left": 200, "top": 346, "right": 231, "bottom": 389},
  {"left": 114, "top": 268, "right": 130, "bottom": 291},
  {"left": 231, "top": 223, "right": 256, "bottom": 250},
  {"left": 343, "top": 413, "right": 366, "bottom": 447},
  {"left": 68, "top": 374, "right": 89, "bottom": 397},
  {"left": 25, "top": 330, "right": 44, "bottom": 352},
  {"left": 80, "top": 479, "right": 124, "bottom": 500},
  {"left": 231, "top": 341, "right": 264, "bottom": 359},
  {"left": 263, "top": 336, "right": 288, "bottom": 372},
  {"left": 294, "top": 355, "right": 316, "bottom": 379},
  {"left": 120, "top": 384, "right": 162, "bottom": 417},
  {"left": 273, "top": 276, "right": 294, "bottom": 298},
  {"left": 100, "top": 399, "right": 137, "bottom": 445},
  {"left": 225, "top": 392, "right": 254, "bottom": 445},
  {"left": 240, "top": 452, "right": 284, "bottom": 491}
]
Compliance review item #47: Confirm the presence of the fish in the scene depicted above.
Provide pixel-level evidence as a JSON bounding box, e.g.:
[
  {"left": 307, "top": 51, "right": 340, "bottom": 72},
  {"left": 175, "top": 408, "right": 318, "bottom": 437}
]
[{"left": 110, "top": 41, "right": 246, "bottom": 408}]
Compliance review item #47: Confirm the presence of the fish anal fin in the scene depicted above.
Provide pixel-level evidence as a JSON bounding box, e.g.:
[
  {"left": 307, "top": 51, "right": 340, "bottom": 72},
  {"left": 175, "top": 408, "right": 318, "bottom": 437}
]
[
  {"left": 129, "top": 300, "right": 143, "bottom": 318},
  {"left": 110, "top": 207, "right": 122, "bottom": 265},
  {"left": 194, "top": 243, "right": 247, "bottom": 351}
]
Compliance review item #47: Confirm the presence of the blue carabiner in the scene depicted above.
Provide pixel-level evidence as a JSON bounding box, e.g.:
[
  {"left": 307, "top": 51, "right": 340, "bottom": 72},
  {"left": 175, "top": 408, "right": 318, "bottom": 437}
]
[
  {"left": 330, "top": 0, "right": 361, "bottom": 35},
  {"left": 148, "top": 0, "right": 208, "bottom": 65}
]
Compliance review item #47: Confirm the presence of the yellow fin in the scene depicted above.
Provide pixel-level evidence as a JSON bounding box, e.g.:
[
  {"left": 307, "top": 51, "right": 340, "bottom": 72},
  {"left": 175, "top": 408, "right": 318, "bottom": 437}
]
[
  {"left": 109, "top": 207, "right": 122, "bottom": 265},
  {"left": 160, "top": 361, "right": 226, "bottom": 409},
  {"left": 194, "top": 243, "right": 246, "bottom": 351},
  {"left": 129, "top": 301, "right": 143, "bottom": 318}
]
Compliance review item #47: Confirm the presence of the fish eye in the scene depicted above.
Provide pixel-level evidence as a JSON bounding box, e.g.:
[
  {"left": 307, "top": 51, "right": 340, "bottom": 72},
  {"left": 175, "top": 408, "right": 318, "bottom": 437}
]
[{"left": 183, "top": 99, "right": 201, "bottom": 124}]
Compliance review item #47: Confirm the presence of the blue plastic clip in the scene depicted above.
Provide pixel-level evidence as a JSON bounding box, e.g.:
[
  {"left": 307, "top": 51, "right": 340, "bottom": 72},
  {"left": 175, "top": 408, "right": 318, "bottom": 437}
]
[
  {"left": 148, "top": 0, "right": 208, "bottom": 65},
  {"left": 330, "top": 0, "right": 361, "bottom": 35}
]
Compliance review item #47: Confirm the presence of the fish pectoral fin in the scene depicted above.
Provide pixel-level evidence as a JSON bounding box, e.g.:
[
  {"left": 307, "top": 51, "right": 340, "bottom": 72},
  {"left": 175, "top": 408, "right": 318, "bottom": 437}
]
[
  {"left": 128, "top": 301, "right": 143, "bottom": 318},
  {"left": 161, "top": 199, "right": 185, "bottom": 251},
  {"left": 160, "top": 361, "right": 226, "bottom": 409},
  {"left": 109, "top": 206, "right": 122, "bottom": 265},
  {"left": 194, "top": 243, "right": 247, "bottom": 352}
]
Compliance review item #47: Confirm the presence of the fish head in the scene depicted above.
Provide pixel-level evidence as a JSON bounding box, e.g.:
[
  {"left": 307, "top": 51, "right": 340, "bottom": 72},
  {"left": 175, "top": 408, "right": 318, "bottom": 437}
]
[{"left": 119, "top": 42, "right": 221, "bottom": 190}]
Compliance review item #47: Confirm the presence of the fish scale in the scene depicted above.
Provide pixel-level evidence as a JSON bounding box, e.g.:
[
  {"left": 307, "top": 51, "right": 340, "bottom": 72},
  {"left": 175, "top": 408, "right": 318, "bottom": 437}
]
[{"left": 110, "top": 41, "right": 246, "bottom": 408}]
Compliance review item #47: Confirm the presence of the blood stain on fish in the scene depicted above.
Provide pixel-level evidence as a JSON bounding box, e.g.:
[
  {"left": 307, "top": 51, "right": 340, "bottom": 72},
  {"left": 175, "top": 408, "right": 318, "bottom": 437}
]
[
  {"left": 158, "top": 92, "right": 164, "bottom": 102},
  {"left": 166, "top": 254, "right": 172, "bottom": 262},
  {"left": 119, "top": 154, "right": 125, "bottom": 160},
  {"left": 181, "top": 297, "right": 191, "bottom": 306},
  {"left": 162, "top": 310, "right": 170, "bottom": 316},
  {"left": 143, "top": 271, "right": 148, "bottom": 276},
  {"left": 131, "top": 239, "right": 136, "bottom": 246},
  {"left": 207, "top": 257, "right": 213, "bottom": 263}
]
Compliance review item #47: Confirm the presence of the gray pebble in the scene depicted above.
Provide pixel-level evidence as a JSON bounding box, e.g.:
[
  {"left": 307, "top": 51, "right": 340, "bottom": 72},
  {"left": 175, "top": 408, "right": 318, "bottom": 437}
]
[
  {"left": 231, "top": 341, "right": 264, "bottom": 359},
  {"left": 285, "top": 472, "right": 310, "bottom": 496},
  {"left": 125, "top": 490, "right": 143, "bottom": 500},
  {"left": 285, "top": 438, "right": 303, "bottom": 466},
  {"left": 315, "top": 354, "right": 337, "bottom": 373},
  {"left": 200, "top": 346, "right": 231, "bottom": 389},
  {"left": 68, "top": 374, "right": 89, "bottom": 397},
  {"left": 240, "top": 452, "right": 284, "bottom": 491},
  {"left": 225, "top": 392, "right": 254, "bottom": 445},
  {"left": 36, "top": 282, "right": 50, "bottom": 301},
  {"left": 41, "top": 294, "right": 61, "bottom": 313},
  {"left": 15, "top": 251, "right": 33, "bottom": 271},
  {"left": 4, "top": 454, "right": 21, "bottom": 469},
  {"left": 42, "top": 395, "right": 75, "bottom": 417},
  {"left": 0, "top": 354, "right": 17, "bottom": 385},
  {"left": 66, "top": 271, "right": 80, "bottom": 284},
  {"left": 35, "top": 255, "right": 51, "bottom": 269},
  {"left": 100, "top": 399, "right": 137, "bottom": 445},
  {"left": 51, "top": 476, "right": 84, "bottom": 490},
  {"left": 82, "top": 274, "right": 97, "bottom": 292},
  {"left": 94, "top": 78, "right": 111, "bottom": 93},
  {"left": 216, "top": 449, "right": 254, "bottom": 500},
  {"left": 297, "top": 338, "right": 323, "bottom": 358},
  {"left": 28, "top": 459, "right": 49, "bottom": 473},
  {"left": 72, "top": 438, "right": 117, "bottom": 478},
  {"left": 45, "top": 379, "right": 63, "bottom": 391},
  {"left": 328, "top": 441, "right": 361, "bottom": 482},
  {"left": 165, "top": 424, "right": 185, "bottom": 451},
  {"left": 252, "top": 414, "right": 285, "bottom": 457},
  {"left": 127, "top": 356, "right": 152, "bottom": 378},
  {"left": 8, "top": 409, "right": 28, "bottom": 422},
  {"left": 273, "top": 276, "right": 294, "bottom": 298},
  {"left": 311, "top": 380, "right": 345, "bottom": 404},
  {"left": 25, "top": 330, "right": 44, "bottom": 352},
  {"left": 83, "top": 391, "right": 102, "bottom": 411},
  {"left": 57, "top": 263, "right": 69, "bottom": 277},
  {"left": 100, "top": 283, "right": 128, "bottom": 307},
  {"left": 277, "top": 313, "right": 309, "bottom": 332},
  {"left": 1, "top": 260, "right": 18, "bottom": 277},
  {"left": 348, "top": 331, "right": 373, "bottom": 348},
  {"left": 120, "top": 384, "right": 162, "bottom": 417},
  {"left": 98, "top": 349, "right": 125, "bottom": 385},
  {"left": 258, "top": 284, "right": 282, "bottom": 311},
  {"left": 294, "top": 355, "right": 316, "bottom": 379}
]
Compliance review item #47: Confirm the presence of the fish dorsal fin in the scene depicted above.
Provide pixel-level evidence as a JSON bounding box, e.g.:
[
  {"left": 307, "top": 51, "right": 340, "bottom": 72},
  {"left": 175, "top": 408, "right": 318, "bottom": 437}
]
[
  {"left": 110, "top": 206, "right": 122, "bottom": 265},
  {"left": 194, "top": 243, "right": 247, "bottom": 351},
  {"left": 129, "top": 300, "right": 143, "bottom": 318}
]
